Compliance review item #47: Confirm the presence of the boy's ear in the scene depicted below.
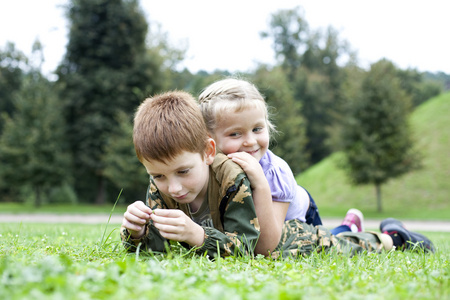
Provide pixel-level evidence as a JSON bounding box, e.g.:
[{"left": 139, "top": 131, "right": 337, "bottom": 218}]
[{"left": 204, "top": 138, "right": 216, "bottom": 165}]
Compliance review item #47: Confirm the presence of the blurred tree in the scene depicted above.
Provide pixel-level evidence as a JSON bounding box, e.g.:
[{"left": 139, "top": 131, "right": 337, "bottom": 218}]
[
  {"left": 170, "top": 67, "right": 194, "bottom": 91},
  {"left": 416, "top": 81, "right": 442, "bottom": 104},
  {"left": 252, "top": 66, "right": 308, "bottom": 174},
  {"left": 340, "top": 59, "right": 421, "bottom": 212},
  {"left": 396, "top": 68, "right": 441, "bottom": 107},
  {"left": 189, "top": 70, "right": 231, "bottom": 96},
  {"left": 56, "top": 0, "right": 180, "bottom": 204},
  {"left": 424, "top": 71, "right": 450, "bottom": 91},
  {"left": 260, "top": 6, "right": 308, "bottom": 81},
  {"left": 328, "top": 64, "right": 366, "bottom": 151},
  {"left": 0, "top": 42, "right": 27, "bottom": 132},
  {"left": 262, "top": 7, "right": 351, "bottom": 165},
  {"left": 295, "top": 26, "right": 351, "bottom": 164},
  {"left": 292, "top": 68, "right": 334, "bottom": 163},
  {"left": 102, "top": 110, "right": 149, "bottom": 203},
  {"left": 0, "top": 70, "right": 71, "bottom": 207}
]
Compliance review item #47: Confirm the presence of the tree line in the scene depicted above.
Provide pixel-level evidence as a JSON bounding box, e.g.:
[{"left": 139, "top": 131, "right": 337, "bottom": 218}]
[{"left": 0, "top": 1, "right": 445, "bottom": 209}]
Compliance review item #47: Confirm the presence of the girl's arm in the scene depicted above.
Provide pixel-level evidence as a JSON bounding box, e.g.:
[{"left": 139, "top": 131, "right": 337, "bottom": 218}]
[
  {"left": 195, "top": 175, "right": 261, "bottom": 257},
  {"left": 227, "top": 152, "right": 285, "bottom": 255}
]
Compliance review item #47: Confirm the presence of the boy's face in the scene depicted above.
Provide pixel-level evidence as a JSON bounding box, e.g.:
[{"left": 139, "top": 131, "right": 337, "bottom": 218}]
[
  {"left": 213, "top": 107, "right": 269, "bottom": 162},
  {"left": 142, "top": 140, "right": 215, "bottom": 209}
]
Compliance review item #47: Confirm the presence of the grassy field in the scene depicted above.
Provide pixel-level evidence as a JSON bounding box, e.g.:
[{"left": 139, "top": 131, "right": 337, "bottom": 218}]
[
  {"left": 296, "top": 92, "right": 450, "bottom": 220},
  {"left": 0, "top": 222, "right": 448, "bottom": 299},
  {"left": 0, "top": 202, "right": 127, "bottom": 215},
  {"left": 0, "top": 94, "right": 449, "bottom": 299}
]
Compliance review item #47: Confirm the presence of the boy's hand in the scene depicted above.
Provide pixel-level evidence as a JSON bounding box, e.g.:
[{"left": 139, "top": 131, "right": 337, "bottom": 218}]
[
  {"left": 150, "top": 209, "right": 205, "bottom": 247},
  {"left": 227, "top": 152, "right": 266, "bottom": 189},
  {"left": 122, "top": 201, "right": 153, "bottom": 239}
]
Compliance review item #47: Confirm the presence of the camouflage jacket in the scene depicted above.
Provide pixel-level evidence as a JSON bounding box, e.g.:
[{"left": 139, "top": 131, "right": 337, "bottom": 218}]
[{"left": 121, "top": 153, "right": 261, "bottom": 258}]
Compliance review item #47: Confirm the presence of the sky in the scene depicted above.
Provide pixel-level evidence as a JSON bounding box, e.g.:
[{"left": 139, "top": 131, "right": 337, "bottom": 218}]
[{"left": 1, "top": 0, "right": 449, "bottom": 78}]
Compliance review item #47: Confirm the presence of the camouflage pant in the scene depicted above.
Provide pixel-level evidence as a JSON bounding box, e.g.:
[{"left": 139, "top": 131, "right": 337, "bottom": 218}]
[{"left": 272, "top": 219, "right": 387, "bottom": 259}]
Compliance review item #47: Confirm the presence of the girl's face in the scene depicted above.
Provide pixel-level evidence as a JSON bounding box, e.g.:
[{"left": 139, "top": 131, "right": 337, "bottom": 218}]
[{"left": 213, "top": 106, "right": 269, "bottom": 162}]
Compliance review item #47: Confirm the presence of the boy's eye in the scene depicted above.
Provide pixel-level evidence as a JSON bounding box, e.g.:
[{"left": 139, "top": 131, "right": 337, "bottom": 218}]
[
  {"left": 152, "top": 175, "right": 162, "bottom": 179},
  {"left": 178, "top": 169, "right": 189, "bottom": 175},
  {"left": 229, "top": 132, "right": 240, "bottom": 137}
]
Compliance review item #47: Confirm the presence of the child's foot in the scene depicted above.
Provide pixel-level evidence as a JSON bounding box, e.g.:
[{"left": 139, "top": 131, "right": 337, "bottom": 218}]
[
  {"left": 341, "top": 208, "right": 364, "bottom": 232},
  {"left": 380, "top": 218, "right": 435, "bottom": 253}
]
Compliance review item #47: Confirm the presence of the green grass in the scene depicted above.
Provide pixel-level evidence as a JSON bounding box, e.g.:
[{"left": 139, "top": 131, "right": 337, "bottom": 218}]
[
  {"left": 297, "top": 92, "right": 450, "bottom": 220},
  {"left": 0, "top": 202, "right": 127, "bottom": 214},
  {"left": 0, "top": 222, "right": 448, "bottom": 299}
]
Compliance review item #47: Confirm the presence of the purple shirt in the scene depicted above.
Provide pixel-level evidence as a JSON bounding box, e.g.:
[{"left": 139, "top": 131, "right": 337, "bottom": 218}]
[{"left": 259, "top": 149, "right": 310, "bottom": 222}]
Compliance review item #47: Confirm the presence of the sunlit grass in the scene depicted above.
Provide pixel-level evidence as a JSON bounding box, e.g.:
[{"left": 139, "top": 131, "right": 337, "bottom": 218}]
[
  {"left": 0, "top": 202, "right": 127, "bottom": 214},
  {"left": 0, "top": 223, "right": 448, "bottom": 299}
]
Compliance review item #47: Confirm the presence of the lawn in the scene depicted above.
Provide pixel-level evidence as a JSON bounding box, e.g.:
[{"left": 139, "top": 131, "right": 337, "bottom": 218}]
[
  {"left": 0, "top": 222, "right": 448, "bottom": 299},
  {"left": 0, "top": 202, "right": 128, "bottom": 215}
]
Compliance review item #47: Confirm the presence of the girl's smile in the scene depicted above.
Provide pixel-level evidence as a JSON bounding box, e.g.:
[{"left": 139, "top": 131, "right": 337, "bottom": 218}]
[{"left": 213, "top": 107, "right": 269, "bottom": 162}]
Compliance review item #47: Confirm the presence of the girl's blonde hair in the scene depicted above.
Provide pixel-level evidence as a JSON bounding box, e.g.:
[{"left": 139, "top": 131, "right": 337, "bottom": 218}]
[{"left": 198, "top": 78, "right": 276, "bottom": 136}]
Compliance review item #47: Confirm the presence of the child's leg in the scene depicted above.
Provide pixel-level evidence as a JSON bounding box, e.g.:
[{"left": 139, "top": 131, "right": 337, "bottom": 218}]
[
  {"left": 330, "top": 225, "right": 352, "bottom": 235},
  {"left": 380, "top": 218, "right": 435, "bottom": 252},
  {"left": 272, "top": 219, "right": 392, "bottom": 259},
  {"left": 304, "top": 189, "right": 323, "bottom": 226},
  {"left": 330, "top": 208, "right": 364, "bottom": 235},
  {"left": 336, "top": 231, "right": 393, "bottom": 253}
]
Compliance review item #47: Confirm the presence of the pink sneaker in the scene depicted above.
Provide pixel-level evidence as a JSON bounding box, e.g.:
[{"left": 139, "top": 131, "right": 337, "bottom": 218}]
[{"left": 341, "top": 208, "right": 364, "bottom": 232}]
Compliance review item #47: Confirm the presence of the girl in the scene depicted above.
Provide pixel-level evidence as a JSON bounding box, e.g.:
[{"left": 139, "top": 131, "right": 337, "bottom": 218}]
[
  {"left": 198, "top": 78, "right": 365, "bottom": 249},
  {"left": 199, "top": 79, "right": 321, "bottom": 248}
]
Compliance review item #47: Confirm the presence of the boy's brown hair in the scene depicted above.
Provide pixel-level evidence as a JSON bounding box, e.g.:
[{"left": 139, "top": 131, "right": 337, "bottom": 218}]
[{"left": 133, "top": 91, "right": 209, "bottom": 163}]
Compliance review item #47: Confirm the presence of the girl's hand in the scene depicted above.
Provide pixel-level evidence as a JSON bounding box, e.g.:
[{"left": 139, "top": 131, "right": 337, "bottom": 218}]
[
  {"left": 122, "top": 201, "right": 153, "bottom": 239},
  {"left": 150, "top": 209, "right": 205, "bottom": 247},
  {"left": 227, "top": 152, "right": 266, "bottom": 189},
  {"left": 228, "top": 151, "right": 283, "bottom": 255}
]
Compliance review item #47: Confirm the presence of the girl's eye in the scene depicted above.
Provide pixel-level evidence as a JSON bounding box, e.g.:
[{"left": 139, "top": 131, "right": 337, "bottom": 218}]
[
  {"left": 229, "top": 132, "right": 240, "bottom": 137},
  {"left": 253, "top": 127, "right": 263, "bottom": 132},
  {"left": 152, "top": 175, "right": 162, "bottom": 180}
]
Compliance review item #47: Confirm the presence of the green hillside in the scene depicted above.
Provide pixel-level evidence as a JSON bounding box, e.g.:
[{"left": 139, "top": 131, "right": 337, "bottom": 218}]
[{"left": 296, "top": 92, "right": 450, "bottom": 220}]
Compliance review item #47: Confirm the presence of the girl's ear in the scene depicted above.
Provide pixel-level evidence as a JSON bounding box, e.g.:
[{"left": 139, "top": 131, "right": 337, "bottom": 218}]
[{"left": 204, "top": 138, "right": 216, "bottom": 165}]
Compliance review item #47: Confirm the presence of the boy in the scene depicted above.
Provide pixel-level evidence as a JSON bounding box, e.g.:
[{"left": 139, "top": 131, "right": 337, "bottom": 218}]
[
  {"left": 121, "top": 91, "right": 260, "bottom": 257},
  {"left": 121, "top": 91, "right": 434, "bottom": 258}
]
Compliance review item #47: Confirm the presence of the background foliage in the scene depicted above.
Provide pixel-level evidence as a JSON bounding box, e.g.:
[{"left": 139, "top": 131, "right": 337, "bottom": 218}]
[
  {"left": 340, "top": 59, "right": 421, "bottom": 212},
  {"left": 0, "top": 1, "right": 446, "bottom": 211},
  {"left": 297, "top": 92, "right": 450, "bottom": 219}
]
